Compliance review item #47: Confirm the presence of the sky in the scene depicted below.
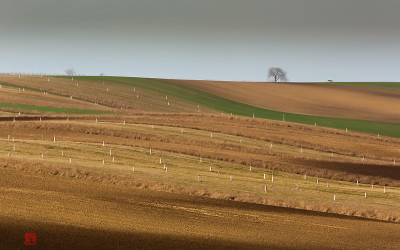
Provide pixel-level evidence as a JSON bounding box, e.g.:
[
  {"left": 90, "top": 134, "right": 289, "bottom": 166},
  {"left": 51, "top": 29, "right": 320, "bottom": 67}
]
[{"left": 1, "top": 0, "right": 399, "bottom": 82}]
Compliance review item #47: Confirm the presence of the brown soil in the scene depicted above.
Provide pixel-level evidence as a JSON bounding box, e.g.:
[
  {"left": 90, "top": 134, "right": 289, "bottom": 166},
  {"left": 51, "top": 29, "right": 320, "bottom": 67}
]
[
  {"left": 1, "top": 167, "right": 399, "bottom": 249},
  {"left": 168, "top": 79, "right": 400, "bottom": 122},
  {"left": 1, "top": 114, "right": 400, "bottom": 186},
  {"left": 0, "top": 86, "right": 114, "bottom": 112}
]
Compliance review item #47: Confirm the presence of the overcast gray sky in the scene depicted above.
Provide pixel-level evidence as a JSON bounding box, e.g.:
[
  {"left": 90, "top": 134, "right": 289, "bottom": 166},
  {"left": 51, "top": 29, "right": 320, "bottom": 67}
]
[{"left": 1, "top": 0, "right": 399, "bottom": 82}]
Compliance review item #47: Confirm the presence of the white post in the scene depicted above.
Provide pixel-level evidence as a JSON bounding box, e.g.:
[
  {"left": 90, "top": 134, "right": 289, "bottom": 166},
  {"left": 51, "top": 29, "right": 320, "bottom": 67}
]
[
  {"left": 200, "top": 157, "right": 202, "bottom": 163},
  {"left": 210, "top": 166, "right": 212, "bottom": 172},
  {"left": 163, "top": 163, "right": 166, "bottom": 170},
  {"left": 137, "top": 94, "right": 139, "bottom": 99},
  {"left": 384, "top": 186, "right": 386, "bottom": 194},
  {"left": 210, "top": 132, "right": 213, "bottom": 138},
  {"left": 270, "top": 143, "right": 273, "bottom": 148},
  {"left": 106, "top": 88, "right": 108, "bottom": 92},
  {"left": 296, "top": 183, "right": 299, "bottom": 191},
  {"left": 252, "top": 114, "right": 255, "bottom": 118},
  {"left": 165, "top": 166, "right": 168, "bottom": 173},
  {"left": 230, "top": 176, "right": 232, "bottom": 181},
  {"left": 249, "top": 165, "right": 252, "bottom": 171},
  {"left": 317, "top": 178, "right": 319, "bottom": 184},
  {"left": 53, "top": 135, "right": 56, "bottom": 142},
  {"left": 357, "top": 179, "right": 359, "bottom": 186},
  {"left": 304, "top": 173, "right": 307, "bottom": 180},
  {"left": 152, "top": 125, "right": 154, "bottom": 129},
  {"left": 8, "top": 135, "right": 10, "bottom": 140},
  {"left": 167, "top": 101, "right": 170, "bottom": 106},
  {"left": 62, "top": 150, "right": 64, "bottom": 156},
  {"left": 346, "top": 128, "right": 348, "bottom": 132},
  {"left": 102, "top": 141, "right": 105, "bottom": 147},
  {"left": 166, "top": 96, "right": 168, "bottom": 100},
  {"left": 41, "top": 152, "right": 44, "bottom": 159},
  {"left": 103, "top": 159, "right": 105, "bottom": 165},
  {"left": 132, "top": 166, "right": 135, "bottom": 172},
  {"left": 110, "top": 149, "right": 112, "bottom": 156},
  {"left": 112, "top": 157, "right": 114, "bottom": 163},
  {"left": 333, "top": 194, "right": 336, "bottom": 201},
  {"left": 198, "top": 175, "right": 201, "bottom": 182},
  {"left": 160, "top": 158, "right": 162, "bottom": 164},
  {"left": 271, "top": 174, "right": 274, "bottom": 183},
  {"left": 123, "top": 121, "right": 126, "bottom": 125},
  {"left": 149, "top": 147, "right": 152, "bottom": 154},
  {"left": 96, "top": 117, "right": 98, "bottom": 123},
  {"left": 12, "top": 137, "right": 14, "bottom": 142},
  {"left": 364, "top": 192, "right": 367, "bottom": 199},
  {"left": 264, "top": 173, "right": 266, "bottom": 180},
  {"left": 264, "top": 185, "right": 267, "bottom": 193},
  {"left": 69, "top": 157, "right": 72, "bottom": 163},
  {"left": 40, "top": 117, "right": 41, "bottom": 122}
]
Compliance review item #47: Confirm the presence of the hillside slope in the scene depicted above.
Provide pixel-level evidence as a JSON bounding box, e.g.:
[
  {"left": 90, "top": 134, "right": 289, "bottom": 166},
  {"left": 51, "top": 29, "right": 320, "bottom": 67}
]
[
  {"left": 167, "top": 79, "right": 400, "bottom": 123},
  {"left": 1, "top": 75, "right": 399, "bottom": 138}
]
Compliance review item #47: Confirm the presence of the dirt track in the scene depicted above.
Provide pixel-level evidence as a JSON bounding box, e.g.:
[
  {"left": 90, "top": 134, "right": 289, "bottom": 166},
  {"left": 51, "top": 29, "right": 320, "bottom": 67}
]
[
  {"left": 169, "top": 79, "right": 400, "bottom": 122},
  {"left": 1, "top": 168, "right": 399, "bottom": 249}
]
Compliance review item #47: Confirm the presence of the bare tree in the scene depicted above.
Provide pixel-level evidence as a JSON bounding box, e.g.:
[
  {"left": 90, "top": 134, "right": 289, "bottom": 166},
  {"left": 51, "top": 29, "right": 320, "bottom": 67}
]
[
  {"left": 65, "top": 68, "right": 76, "bottom": 76},
  {"left": 268, "top": 67, "right": 288, "bottom": 82}
]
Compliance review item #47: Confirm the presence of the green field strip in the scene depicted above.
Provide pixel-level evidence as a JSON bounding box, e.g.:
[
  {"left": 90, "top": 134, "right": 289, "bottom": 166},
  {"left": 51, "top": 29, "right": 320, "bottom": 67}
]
[
  {"left": 0, "top": 103, "right": 109, "bottom": 114},
  {"left": 62, "top": 76, "right": 400, "bottom": 138}
]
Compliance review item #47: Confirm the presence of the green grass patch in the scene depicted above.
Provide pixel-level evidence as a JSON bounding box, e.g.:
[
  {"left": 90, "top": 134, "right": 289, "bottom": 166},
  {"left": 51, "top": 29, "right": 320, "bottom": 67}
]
[
  {"left": 0, "top": 103, "right": 109, "bottom": 114},
  {"left": 58, "top": 76, "right": 400, "bottom": 138}
]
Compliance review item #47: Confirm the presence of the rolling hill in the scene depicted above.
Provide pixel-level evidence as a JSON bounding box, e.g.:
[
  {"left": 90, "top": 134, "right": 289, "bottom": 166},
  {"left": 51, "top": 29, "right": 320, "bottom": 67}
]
[{"left": 1, "top": 74, "right": 400, "bottom": 248}]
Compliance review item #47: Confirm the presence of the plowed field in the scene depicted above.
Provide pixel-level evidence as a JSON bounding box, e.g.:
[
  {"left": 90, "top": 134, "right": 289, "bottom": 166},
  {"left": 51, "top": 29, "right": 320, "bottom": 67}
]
[{"left": 169, "top": 79, "right": 400, "bottom": 122}]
